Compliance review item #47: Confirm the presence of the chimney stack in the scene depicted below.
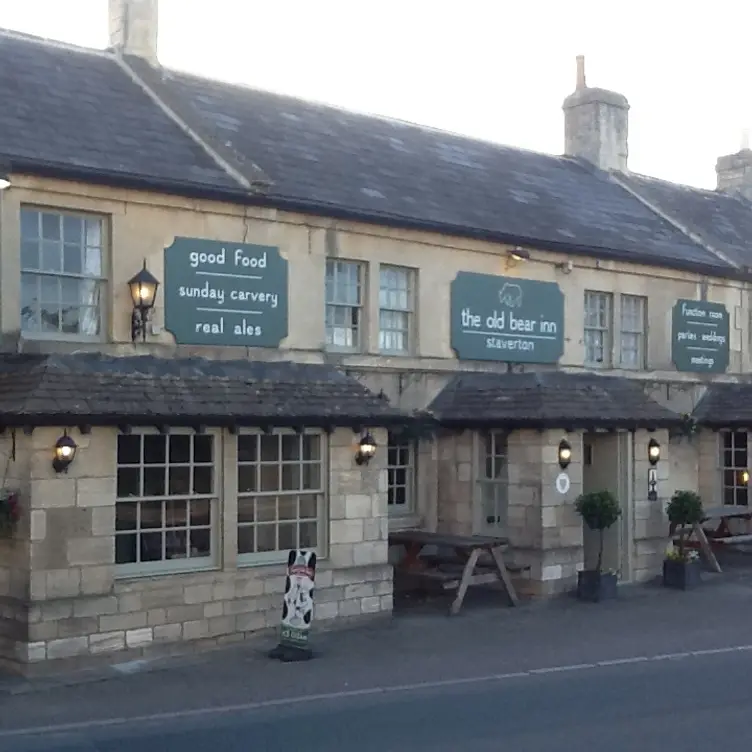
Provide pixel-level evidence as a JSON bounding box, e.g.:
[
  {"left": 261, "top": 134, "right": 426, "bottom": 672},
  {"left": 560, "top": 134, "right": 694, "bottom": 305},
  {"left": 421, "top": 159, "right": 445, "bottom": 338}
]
[
  {"left": 716, "top": 131, "right": 752, "bottom": 201},
  {"left": 562, "top": 56, "right": 630, "bottom": 172},
  {"left": 109, "top": 0, "right": 159, "bottom": 65}
]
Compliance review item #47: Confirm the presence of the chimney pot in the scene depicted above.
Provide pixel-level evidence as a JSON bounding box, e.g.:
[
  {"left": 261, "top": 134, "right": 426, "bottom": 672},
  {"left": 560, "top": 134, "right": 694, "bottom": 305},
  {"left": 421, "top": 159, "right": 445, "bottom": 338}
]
[{"left": 576, "top": 55, "right": 586, "bottom": 90}]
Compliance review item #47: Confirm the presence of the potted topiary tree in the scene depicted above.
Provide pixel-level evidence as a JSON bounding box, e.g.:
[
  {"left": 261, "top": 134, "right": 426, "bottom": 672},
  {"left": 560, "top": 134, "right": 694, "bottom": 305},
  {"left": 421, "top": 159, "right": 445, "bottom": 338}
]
[
  {"left": 664, "top": 490, "right": 704, "bottom": 590},
  {"left": 575, "top": 489, "right": 621, "bottom": 602}
]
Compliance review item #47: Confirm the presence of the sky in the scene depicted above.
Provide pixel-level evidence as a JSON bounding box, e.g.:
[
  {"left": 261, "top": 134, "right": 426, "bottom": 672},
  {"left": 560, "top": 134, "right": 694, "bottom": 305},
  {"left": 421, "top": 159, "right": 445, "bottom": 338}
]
[{"left": 1, "top": 0, "right": 751, "bottom": 189}]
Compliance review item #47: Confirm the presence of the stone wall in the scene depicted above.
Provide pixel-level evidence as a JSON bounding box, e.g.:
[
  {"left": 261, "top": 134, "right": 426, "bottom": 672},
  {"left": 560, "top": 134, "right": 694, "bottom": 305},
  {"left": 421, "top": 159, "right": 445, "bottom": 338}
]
[
  {"left": 0, "top": 432, "right": 32, "bottom": 662},
  {"left": 2, "top": 426, "right": 392, "bottom": 670},
  {"left": 436, "top": 431, "right": 474, "bottom": 535},
  {"left": 434, "top": 428, "right": 585, "bottom": 596},
  {"left": 632, "top": 429, "right": 671, "bottom": 582},
  {"left": 508, "top": 430, "right": 585, "bottom": 596}
]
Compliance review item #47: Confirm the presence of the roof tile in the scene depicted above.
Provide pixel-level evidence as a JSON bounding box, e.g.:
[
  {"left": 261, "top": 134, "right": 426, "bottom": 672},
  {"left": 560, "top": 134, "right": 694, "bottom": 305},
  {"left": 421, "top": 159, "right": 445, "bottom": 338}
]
[
  {"left": 429, "top": 371, "right": 682, "bottom": 429},
  {"left": 0, "top": 354, "right": 412, "bottom": 427}
]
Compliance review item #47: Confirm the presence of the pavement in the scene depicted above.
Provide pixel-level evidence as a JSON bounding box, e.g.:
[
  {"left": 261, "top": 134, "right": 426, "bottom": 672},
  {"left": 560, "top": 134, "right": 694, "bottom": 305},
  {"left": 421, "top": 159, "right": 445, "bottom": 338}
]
[{"left": 4, "top": 561, "right": 752, "bottom": 750}]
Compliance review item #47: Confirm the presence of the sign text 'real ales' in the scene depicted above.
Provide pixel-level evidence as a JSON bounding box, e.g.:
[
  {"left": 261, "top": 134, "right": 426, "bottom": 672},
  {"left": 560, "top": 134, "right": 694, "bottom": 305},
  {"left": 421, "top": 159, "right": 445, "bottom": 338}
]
[{"left": 164, "top": 237, "right": 288, "bottom": 347}]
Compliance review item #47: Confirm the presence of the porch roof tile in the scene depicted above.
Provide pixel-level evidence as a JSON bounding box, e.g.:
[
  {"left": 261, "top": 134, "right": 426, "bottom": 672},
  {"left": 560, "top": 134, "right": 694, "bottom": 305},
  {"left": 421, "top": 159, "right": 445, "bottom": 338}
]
[
  {"left": 691, "top": 383, "right": 752, "bottom": 428},
  {"left": 0, "top": 353, "right": 412, "bottom": 428},
  {"left": 428, "top": 371, "right": 682, "bottom": 429}
]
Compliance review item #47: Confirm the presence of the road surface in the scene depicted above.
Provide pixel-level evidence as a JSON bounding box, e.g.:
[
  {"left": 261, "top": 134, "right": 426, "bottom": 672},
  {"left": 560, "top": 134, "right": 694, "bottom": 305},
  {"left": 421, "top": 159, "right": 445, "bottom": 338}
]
[{"left": 2, "top": 646, "right": 749, "bottom": 751}]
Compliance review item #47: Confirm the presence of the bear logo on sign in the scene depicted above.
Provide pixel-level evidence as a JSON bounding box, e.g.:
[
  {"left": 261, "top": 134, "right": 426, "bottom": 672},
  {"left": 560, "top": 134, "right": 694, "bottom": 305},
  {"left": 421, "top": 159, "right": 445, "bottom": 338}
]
[{"left": 498, "top": 283, "right": 523, "bottom": 308}]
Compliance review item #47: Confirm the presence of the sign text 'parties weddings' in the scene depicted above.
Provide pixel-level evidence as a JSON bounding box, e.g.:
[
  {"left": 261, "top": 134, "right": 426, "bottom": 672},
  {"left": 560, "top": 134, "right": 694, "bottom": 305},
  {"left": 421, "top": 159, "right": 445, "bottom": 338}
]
[
  {"left": 450, "top": 272, "right": 565, "bottom": 363},
  {"left": 164, "top": 237, "right": 289, "bottom": 347},
  {"left": 672, "top": 298, "right": 730, "bottom": 373}
]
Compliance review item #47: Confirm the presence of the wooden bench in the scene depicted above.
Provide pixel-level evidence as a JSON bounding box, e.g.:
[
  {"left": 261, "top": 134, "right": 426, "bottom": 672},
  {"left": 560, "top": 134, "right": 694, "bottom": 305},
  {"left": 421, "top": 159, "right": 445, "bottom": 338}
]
[
  {"left": 389, "top": 529, "right": 520, "bottom": 614},
  {"left": 670, "top": 505, "right": 752, "bottom": 573},
  {"left": 418, "top": 553, "right": 531, "bottom": 576}
]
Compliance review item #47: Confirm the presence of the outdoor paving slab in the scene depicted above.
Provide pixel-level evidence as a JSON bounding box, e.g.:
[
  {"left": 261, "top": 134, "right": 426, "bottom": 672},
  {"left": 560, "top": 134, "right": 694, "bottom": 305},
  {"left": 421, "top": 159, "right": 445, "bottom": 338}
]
[{"left": 3, "top": 569, "right": 752, "bottom": 726}]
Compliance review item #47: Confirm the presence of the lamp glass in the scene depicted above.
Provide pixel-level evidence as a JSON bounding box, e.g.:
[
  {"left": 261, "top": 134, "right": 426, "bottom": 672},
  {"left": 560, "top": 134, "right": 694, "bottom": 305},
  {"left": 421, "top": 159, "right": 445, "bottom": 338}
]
[
  {"left": 648, "top": 439, "right": 660, "bottom": 464},
  {"left": 0, "top": 176, "right": 10, "bottom": 191},
  {"left": 359, "top": 436, "right": 377, "bottom": 457},
  {"left": 127, "top": 263, "right": 160, "bottom": 310},
  {"left": 54, "top": 434, "right": 77, "bottom": 466},
  {"left": 57, "top": 443, "right": 74, "bottom": 460}
]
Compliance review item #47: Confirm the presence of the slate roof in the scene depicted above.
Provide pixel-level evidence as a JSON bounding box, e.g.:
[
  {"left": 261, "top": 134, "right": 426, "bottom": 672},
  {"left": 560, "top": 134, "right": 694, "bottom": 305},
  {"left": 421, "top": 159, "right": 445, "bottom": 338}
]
[
  {"left": 0, "top": 354, "right": 411, "bottom": 427},
  {"left": 136, "top": 61, "right": 730, "bottom": 275},
  {"left": 0, "top": 31, "right": 241, "bottom": 196},
  {"left": 0, "top": 29, "right": 746, "bottom": 279},
  {"left": 618, "top": 172, "right": 752, "bottom": 268},
  {"left": 691, "top": 384, "right": 752, "bottom": 428},
  {"left": 428, "top": 371, "right": 683, "bottom": 429}
]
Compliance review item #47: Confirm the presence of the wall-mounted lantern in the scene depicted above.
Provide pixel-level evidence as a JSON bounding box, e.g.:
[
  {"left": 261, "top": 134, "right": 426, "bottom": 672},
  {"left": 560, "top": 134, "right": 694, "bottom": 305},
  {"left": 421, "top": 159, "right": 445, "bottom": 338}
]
[
  {"left": 648, "top": 437, "right": 661, "bottom": 466},
  {"left": 505, "top": 246, "right": 530, "bottom": 271},
  {"left": 558, "top": 438, "right": 572, "bottom": 470},
  {"left": 508, "top": 246, "right": 530, "bottom": 263},
  {"left": 128, "top": 260, "right": 160, "bottom": 342},
  {"left": 52, "top": 432, "right": 78, "bottom": 474},
  {"left": 354, "top": 432, "right": 377, "bottom": 466}
]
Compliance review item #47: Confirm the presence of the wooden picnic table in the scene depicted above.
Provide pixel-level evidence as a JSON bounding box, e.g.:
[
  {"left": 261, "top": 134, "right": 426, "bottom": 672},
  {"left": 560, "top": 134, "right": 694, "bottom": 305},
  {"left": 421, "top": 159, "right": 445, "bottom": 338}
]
[
  {"left": 388, "top": 529, "right": 520, "bottom": 615},
  {"left": 670, "top": 505, "right": 752, "bottom": 573}
]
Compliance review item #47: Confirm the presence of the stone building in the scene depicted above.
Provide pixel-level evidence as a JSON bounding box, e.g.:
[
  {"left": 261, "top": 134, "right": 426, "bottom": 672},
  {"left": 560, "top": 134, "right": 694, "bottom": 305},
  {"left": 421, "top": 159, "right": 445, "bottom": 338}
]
[{"left": 1, "top": 1, "right": 752, "bottom": 670}]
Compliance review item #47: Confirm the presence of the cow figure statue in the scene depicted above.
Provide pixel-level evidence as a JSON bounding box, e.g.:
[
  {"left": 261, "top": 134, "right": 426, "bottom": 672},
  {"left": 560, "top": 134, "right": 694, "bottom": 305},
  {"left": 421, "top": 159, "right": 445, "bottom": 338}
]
[{"left": 269, "top": 549, "right": 317, "bottom": 662}]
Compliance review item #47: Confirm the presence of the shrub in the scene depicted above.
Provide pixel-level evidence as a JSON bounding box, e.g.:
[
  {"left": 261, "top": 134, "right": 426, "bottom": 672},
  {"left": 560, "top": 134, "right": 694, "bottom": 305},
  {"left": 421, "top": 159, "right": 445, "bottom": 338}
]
[{"left": 575, "top": 490, "right": 621, "bottom": 573}]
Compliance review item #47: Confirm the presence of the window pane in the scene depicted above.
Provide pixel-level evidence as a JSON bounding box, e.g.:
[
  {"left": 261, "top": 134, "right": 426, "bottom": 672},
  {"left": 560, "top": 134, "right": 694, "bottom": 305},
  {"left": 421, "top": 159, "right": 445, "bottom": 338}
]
[
  {"left": 20, "top": 210, "right": 39, "bottom": 241},
  {"left": 237, "top": 431, "right": 324, "bottom": 558},
  {"left": 21, "top": 241, "right": 39, "bottom": 270},
  {"left": 115, "top": 433, "right": 216, "bottom": 571},
  {"left": 325, "top": 260, "right": 362, "bottom": 351},
  {"left": 40, "top": 241, "right": 61, "bottom": 272},
  {"left": 169, "top": 435, "right": 191, "bottom": 463},
  {"left": 387, "top": 433, "right": 414, "bottom": 514},
  {"left": 18, "top": 210, "right": 104, "bottom": 340},
  {"left": 722, "top": 432, "right": 749, "bottom": 508},
  {"left": 41, "top": 213, "right": 61, "bottom": 240}
]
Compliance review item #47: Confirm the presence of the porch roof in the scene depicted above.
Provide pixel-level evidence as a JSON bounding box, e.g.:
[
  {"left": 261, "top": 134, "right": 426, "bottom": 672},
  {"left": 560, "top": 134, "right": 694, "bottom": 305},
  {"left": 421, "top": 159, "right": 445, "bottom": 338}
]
[
  {"left": 428, "top": 371, "right": 683, "bottom": 430},
  {"left": 691, "top": 383, "right": 752, "bottom": 429},
  {"left": 0, "top": 353, "right": 414, "bottom": 429}
]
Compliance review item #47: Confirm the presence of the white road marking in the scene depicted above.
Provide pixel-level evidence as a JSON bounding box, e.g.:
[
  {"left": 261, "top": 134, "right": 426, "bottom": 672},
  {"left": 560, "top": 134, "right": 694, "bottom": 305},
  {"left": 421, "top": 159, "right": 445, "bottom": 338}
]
[{"left": 2, "top": 643, "right": 752, "bottom": 739}]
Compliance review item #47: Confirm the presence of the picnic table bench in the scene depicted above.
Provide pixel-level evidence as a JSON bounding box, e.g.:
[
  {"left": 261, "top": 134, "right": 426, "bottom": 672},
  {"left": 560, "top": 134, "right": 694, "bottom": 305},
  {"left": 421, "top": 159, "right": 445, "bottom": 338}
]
[
  {"left": 670, "top": 504, "right": 752, "bottom": 573},
  {"left": 389, "top": 529, "right": 523, "bottom": 615}
]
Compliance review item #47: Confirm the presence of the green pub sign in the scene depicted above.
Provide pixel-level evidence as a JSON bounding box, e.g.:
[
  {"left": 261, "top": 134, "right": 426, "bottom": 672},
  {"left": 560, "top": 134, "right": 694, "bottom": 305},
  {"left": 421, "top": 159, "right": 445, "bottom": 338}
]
[
  {"left": 672, "top": 298, "right": 729, "bottom": 373},
  {"left": 450, "top": 272, "right": 565, "bottom": 363},
  {"left": 164, "top": 237, "right": 289, "bottom": 347}
]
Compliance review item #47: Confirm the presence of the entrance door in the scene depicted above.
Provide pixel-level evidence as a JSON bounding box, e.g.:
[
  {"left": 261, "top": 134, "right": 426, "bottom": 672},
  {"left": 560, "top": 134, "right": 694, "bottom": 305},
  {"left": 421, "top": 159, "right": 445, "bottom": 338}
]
[
  {"left": 475, "top": 431, "right": 508, "bottom": 535},
  {"left": 582, "top": 432, "right": 633, "bottom": 581}
]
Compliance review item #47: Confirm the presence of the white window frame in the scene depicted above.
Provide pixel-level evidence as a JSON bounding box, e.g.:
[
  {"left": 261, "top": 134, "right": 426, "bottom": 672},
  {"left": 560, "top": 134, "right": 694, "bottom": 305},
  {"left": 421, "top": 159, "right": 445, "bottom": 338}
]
[
  {"left": 386, "top": 433, "right": 416, "bottom": 516},
  {"left": 325, "top": 259, "right": 365, "bottom": 352},
  {"left": 721, "top": 430, "right": 749, "bottom": 506},
  {"left": 114, "top": 428, "right": 221, "bottom": 578},
  {"left": 378, "top": 264, "right": 415, "bottom": 355},
  {"left": 236, "top": 428, "right": 328, "bottom": 566},
  {"left": 476, "top": 431, "right": 509, "bottom": 533},
  {"left": 619, "top": 294, "right": 647, "bottom": 370},
  {"left": 20, "top": 206, "right": 107, "bottom": 342},
  {"left": 584, "top": 290, "right": 613, "bottom": 368}
]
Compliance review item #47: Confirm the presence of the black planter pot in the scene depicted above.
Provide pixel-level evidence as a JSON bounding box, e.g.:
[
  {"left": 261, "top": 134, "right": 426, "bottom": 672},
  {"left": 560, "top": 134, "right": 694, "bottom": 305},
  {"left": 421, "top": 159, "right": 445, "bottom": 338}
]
[
  {"left": 662, "top": 557, "right": 702, "bottom": 590},
  {"left": 577, "top": 570, "right": 618, "bottom": 602}
]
